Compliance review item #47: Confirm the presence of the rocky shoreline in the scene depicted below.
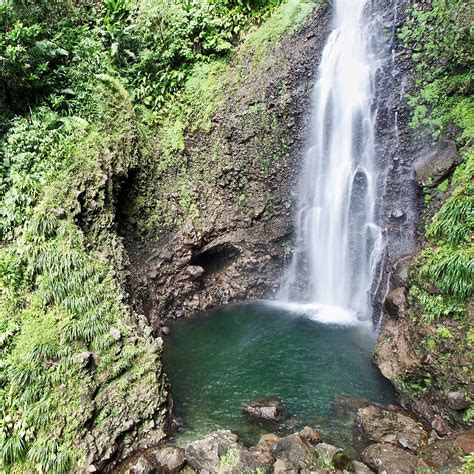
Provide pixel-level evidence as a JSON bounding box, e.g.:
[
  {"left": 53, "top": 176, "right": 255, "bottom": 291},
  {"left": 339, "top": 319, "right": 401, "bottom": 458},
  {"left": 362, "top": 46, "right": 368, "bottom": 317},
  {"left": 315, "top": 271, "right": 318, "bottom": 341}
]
[{"left": 118, "top": 397, "right": 471, "bottom": 473}]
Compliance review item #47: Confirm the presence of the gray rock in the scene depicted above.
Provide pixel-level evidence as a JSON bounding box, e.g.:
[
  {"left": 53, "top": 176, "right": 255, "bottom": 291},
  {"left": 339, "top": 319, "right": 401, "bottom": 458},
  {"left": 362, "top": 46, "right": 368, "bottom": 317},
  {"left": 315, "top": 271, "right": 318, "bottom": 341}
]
[
  {"left": 186, "top": 265, "right": 205, "bottom": 279},
  {"left": 351, "top": 460, "right": 374, "bottom": 473},
  {"left": 415, "top": 139, "right": 457, "bottom": 187},
  {"left": 273, "top": 457, "right": 295, "bottom": 473},
  {"left": 185, "top": 430, "right": 240, "bottom": 473},
  {"left": 184, "top": 430, "right": 267, "bottom": 473},
  {"left": 242, "top": 396, "right": 289, "bottom": 423},
  {"left": 431, "top": 415, "right": 451, "bottom": 436},
  {"left": 109, "top": 327, "right": 122, "bottom": 341},
  {"left": 447, "top": 391, "right": 470, "bottom": 411},
  {"left": 54, "top": 207, "right": 66, "bottom": 219},
  {"left": 421, "top": 438, "right": 464, "bottom": 471},
  {"left": 356, "top": 405, "right": 428, "bottom": 453},
  {"left": 75, "top": 351, "right": 98, "bottom": 369},
  {"left": 124, "top": 456, "right": 155, "bottom": 474},
  {"left": 390, "top": 208, "right": 404, "bottom": 219},
  {"left": 297, "top": 426, "right": 322, "bottom": 445},
  {"left": 333, "top": 396, "right": 373, "bottom": 418},
  {"left": 154, "top": 445, "right": 185, "bottom": 472},
  {"left": 314, "top": 442, "right": 342, "bottom": 461},
  {"left": 362, "top": 443, "right": 428, "bottom": 473},
  {"left": 383, "top": 287, "right": 408, "bottom": 319},
  {"left": 271, "top": 433, "right": 317, "bottom": 470}
]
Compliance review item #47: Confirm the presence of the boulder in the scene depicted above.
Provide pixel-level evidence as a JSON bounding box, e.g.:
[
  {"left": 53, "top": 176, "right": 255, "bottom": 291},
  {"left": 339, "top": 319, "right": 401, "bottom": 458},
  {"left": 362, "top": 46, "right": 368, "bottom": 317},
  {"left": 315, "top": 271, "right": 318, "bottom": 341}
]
[
  {"left": 447, "top": 391, "right": 470, "bottom": 411},
  {"left": 383, "top": 287, "right": 408, "bottom": 319},
  {"left": 430, "top": 415, "right": 451, "bottom": 436},
  {"left": 356, "top": 406, "right": 428, "bottom": 453},
  {"left": 75, "top": 351, "right": 98, "bottom": 369},
  {"left": 123, "top": 456, "right": 155, "bottom": 474},
  {"left": 109, "top": 327, "right": 122, "bottom": 341},
  {"left": 421, "top": 439, "right": 464, "bottom": 471},
  {"left": 374, "top": 318, "right": 420, "bottom": 386},
  {"left": 362, "top": 443, "right": 428, "bottom": 473},
  {"left": 184, "top": 430, "right": 269, "bottom": 473},
  {"left": 351, "top": 460, "right": 374, "bottom": 473},
  {"left": 273, "top": 457, "right": 295, "bottom": 473},
  {"left": 153, "top": 445, "right": 185, "bottom": 472},
  {"left": 185, "top": 265, "right": 205, "bottom": 279},
  {"left": 270, "top": 433, "right": 317, "bottom": 471},
  {"left": 242, "top": 396, "right": 289, "bottom": 424},
  {"left": 314, "top": 442, "right": 342, "bottom": 461},
  {"left": 298, "top": 426, "right": 322, "bottom": 446},
  {"left": 415, "top": 138, "right": 457, "bottom": 187},
  {"left": 333, "top": 396, "right": 373, "bottom": 417},
  {"left": 185, "top": 431, "right": 240, "bottom": 473}
]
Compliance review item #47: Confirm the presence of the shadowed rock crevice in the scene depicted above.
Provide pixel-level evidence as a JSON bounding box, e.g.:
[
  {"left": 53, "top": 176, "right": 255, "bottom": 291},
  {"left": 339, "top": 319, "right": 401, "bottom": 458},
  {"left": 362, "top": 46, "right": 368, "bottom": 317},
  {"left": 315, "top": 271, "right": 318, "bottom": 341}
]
[{"left": 190, "top": 242, "right": 241, "bottom": 275}]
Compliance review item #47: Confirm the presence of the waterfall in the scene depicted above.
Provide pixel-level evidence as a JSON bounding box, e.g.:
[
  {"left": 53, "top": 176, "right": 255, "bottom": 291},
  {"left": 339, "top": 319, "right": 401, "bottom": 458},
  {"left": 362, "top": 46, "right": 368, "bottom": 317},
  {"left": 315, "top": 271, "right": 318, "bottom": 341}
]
[{"left": 278, "top": 0, "right": 383, "bottom": 323}]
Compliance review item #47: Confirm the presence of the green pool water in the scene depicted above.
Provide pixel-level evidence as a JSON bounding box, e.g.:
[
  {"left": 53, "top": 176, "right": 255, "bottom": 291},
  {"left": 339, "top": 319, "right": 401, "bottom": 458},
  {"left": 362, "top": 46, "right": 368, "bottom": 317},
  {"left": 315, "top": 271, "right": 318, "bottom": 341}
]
[{"left": 163, "top": 302, "right": 395, "bottom": 448}]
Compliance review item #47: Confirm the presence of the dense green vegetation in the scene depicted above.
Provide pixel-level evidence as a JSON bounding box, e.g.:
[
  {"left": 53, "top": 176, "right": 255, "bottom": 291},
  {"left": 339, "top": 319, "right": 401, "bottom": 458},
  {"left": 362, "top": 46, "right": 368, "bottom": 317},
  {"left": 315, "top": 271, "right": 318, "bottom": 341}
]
[
  {"left": 399, "top": 0, "right": 473, "bottom": 137},
  {"left": 401, "top": 0, "right": 473, "bottom": 329},
  {"left": 399, "top": 0, "right": 473, "bottom": 438},
  {"left": 0, "top": 0, "right": 321, "bottom": 471}
]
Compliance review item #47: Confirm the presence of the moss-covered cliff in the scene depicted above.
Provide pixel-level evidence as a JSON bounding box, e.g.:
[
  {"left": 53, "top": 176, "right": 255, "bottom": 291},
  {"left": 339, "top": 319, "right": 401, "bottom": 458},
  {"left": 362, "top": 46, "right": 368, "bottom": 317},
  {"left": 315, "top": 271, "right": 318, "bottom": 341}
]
[
  {"left": 0, "top": 1, "right": 322, "bottom": 471},
  {"left": 375, "top": 0, "right": 473, "bottom": 436}
]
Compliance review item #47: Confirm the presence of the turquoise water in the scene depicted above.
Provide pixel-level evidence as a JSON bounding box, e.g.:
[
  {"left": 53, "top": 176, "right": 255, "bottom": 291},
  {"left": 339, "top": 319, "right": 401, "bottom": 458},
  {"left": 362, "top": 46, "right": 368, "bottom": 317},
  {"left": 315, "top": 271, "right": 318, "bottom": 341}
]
[{"left": 163, "top": 302, "right": 395, "bottom": 448}]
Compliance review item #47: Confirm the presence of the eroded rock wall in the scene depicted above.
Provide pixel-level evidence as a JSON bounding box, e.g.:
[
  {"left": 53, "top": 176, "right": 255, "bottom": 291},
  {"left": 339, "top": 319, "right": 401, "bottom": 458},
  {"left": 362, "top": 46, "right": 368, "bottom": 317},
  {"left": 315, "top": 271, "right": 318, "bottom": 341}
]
[{"left": 121, "top": 6, "right": 332, "bottom": 325}]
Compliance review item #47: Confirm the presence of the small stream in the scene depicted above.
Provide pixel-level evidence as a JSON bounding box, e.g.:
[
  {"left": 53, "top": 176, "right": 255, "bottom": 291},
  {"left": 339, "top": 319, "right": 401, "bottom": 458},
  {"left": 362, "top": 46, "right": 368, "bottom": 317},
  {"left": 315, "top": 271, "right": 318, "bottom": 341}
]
[{"left": 164, "top": 302, "right": 395, "bottom": 449}]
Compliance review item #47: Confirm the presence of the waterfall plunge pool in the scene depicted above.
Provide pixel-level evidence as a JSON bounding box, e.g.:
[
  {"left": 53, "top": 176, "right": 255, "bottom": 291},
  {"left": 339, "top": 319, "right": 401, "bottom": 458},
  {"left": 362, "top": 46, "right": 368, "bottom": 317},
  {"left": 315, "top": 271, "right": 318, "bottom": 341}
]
[{"left": 163, "top": 302, "right": 395, "bottom": 449}]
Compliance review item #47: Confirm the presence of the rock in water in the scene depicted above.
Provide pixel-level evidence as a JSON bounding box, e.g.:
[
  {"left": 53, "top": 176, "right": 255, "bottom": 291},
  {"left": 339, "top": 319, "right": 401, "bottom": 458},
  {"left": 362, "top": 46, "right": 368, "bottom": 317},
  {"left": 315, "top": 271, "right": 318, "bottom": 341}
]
[{"left": 242, "top": 396, "right": 289, "bottom": 424}]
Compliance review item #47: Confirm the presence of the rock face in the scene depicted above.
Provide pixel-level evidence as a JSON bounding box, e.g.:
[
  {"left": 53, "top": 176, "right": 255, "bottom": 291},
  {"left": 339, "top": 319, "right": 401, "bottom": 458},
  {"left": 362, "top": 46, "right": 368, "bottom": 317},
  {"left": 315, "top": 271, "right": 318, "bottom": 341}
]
[
  {"left": 362, "top": 443, "right": 428, "bottom": 473},
  {"left": 374, "top": 316, "right": 419, "bottom": 384},
  {"left": 242, "top": 397, "right": 289, "bottom": 424},
  {"left": 415, "top": 138, "right": 458, "bottom": 187},
  {"left": 122, "top": 6, "right": 333, "bottom": 323}
]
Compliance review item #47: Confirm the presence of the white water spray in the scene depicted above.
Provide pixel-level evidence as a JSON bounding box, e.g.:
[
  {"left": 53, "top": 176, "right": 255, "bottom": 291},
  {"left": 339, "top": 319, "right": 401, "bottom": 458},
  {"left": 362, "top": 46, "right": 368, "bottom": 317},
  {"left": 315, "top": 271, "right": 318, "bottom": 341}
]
[{"left": 279, "top": 0, "right": 383, "bottom": 323}]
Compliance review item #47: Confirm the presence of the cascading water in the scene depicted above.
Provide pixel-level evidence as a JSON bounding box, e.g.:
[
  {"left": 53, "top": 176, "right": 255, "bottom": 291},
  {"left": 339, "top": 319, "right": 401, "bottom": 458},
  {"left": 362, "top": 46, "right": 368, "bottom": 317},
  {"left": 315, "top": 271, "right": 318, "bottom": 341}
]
[{"left": 279, "top": 0, "right": 383, "bottom": 323}]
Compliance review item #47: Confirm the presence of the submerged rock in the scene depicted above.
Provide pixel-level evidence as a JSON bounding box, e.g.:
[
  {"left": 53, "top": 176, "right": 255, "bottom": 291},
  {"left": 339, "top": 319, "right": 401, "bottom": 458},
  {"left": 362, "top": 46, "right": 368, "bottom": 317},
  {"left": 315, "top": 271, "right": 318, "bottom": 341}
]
[
  {"left": 362, "top": 443, "right": 428, "bottom": 473},
  {"left": 356, "top": 405, "right": 428, "bottom": 453},
  {"left": 333, "top": 395, "right": 373, "bottom": 417},
  {"left": 242, "top": 396, "right": 289, "bottom": 424}
]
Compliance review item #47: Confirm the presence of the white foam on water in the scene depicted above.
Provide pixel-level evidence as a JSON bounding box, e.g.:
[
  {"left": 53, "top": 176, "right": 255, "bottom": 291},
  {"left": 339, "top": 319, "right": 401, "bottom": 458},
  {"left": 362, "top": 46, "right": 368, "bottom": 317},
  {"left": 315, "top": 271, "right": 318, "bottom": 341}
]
[{"left": 265, "top": 300, "right": 369, "bottom": 327}]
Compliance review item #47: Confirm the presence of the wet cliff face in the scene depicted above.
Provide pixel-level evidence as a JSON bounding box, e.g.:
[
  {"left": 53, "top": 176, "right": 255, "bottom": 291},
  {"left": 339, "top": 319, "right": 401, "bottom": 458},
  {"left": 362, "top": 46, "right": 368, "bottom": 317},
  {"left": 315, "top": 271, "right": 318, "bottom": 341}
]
[
  {"left": 121, "top": 0, "right": 427, "bottom": 329},
  {"left": 120, "top": 6, "right": 332, "bottom": 326}
]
